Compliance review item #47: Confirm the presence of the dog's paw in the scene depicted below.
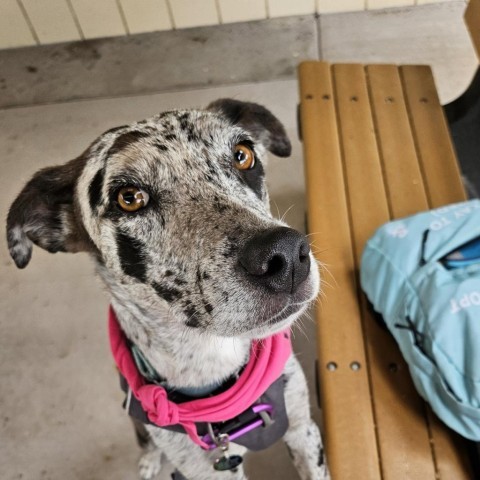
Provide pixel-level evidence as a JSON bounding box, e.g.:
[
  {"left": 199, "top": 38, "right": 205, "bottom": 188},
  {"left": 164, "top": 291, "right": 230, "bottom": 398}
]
[{"left": 138, "top": 450, "right": 162, "bottom": 480}]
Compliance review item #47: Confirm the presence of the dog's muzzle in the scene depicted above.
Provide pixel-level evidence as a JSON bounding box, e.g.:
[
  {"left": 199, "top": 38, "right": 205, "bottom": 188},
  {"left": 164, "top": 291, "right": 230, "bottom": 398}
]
[{"left": 238, "top": 227, "right": 311, "bottom": 294}]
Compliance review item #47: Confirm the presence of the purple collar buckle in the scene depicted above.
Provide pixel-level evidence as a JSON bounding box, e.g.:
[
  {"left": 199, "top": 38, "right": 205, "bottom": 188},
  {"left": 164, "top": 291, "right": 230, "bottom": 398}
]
[{"left": 202, "top": 403, "right": 274, "bottom": 450}]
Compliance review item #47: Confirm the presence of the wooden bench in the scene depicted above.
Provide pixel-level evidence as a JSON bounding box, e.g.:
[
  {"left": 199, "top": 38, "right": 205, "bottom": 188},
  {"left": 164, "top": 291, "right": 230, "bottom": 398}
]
[{"left": 298, "top": 60, "right": 475, "bottom": 480}]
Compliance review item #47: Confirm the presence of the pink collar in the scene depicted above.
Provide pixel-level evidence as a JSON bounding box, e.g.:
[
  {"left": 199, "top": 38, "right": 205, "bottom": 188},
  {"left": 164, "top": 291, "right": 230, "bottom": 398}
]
[{"left": 108, "top": 306, "right": 292, "bottom": 449}]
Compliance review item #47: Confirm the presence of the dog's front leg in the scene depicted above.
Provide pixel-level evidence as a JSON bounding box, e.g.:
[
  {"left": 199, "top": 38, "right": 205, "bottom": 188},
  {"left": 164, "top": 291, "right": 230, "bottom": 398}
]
[
  {"left": 283, "top": 355, "right": 330, "bottom": 480},
  {"left": 146, "top": 426, "right": 249, "bottom": 480},
  {"left": 138, "top": 447, "right": 163, "bottom": 480}
]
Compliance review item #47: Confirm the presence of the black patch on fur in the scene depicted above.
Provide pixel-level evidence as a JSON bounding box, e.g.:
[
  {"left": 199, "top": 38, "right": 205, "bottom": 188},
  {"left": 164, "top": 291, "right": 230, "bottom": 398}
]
[
  {"left": 185, "top": 316, "right": 201, "bottom": 328},
  {"left": 184, "top": 301, "right": 201, "bottom": 328},
  {"left": 213, "top": 199, "right": 228, "bottom": 213},
  {"left": 196, "top": 269, "right": 205, "bottom": 295},
  {"left": 222, "top": 241, "right": 237, "bottom": 258},
  {"left": 116, "top": 231, "right": 147, "bottom": 282},
  {"left": 88, "top": 167, "right": 105, "bottom": 211},
  {"left": 241, "top": 163, "right": 265, "bottom": 198},
  {"left": 202, "top": 271, "right": 210, "bottom": 280},
  {"left": 204, "top": 302, "right": 213, "bottom": 314},
  {"left": 175, "top": 113, "right": 199, "bottom": 143},
  {"left": 165, "top": 133, "right": 176, "bottom": 142},
  {"left": 202, "top": 138, "right": 213, "bottom": 149},
  {"left": 202, "top": 155, "right": 220, "bottom": 182},
  {"left": 174, "top": 277, "right": 187, "bottom": 286},
  {"left": 318, "top": 447, "right": 324, "bottom": 467},
  {"left": 235, "top": 143, "right": 265, "bottom": 198},
  {"left": 152, "top": 282, "right": 182, "bottom": 302},
  {"left": 154, "top": 142, "right": 168, "bottom": 152},
  {"left": 178, "top": 113, "right": 190, "bottom": 131},
  {"left": 195, "top": 269, "right": 213, "bottom": 316},
  {"left": 205, "top": 173, "right": 218, "bottom": 185},
  {"left": 108, "top": 130, "right": 150, "bottom": 157}
]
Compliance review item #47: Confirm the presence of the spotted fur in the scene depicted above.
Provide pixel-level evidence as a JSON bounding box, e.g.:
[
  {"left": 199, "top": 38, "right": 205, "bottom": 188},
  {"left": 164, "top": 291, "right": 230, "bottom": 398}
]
[{"left": 6, "top": 99, "right": 329, "bottom": 479}]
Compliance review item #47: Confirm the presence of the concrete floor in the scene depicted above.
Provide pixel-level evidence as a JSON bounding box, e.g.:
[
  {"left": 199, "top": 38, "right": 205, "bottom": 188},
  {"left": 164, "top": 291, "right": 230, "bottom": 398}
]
[{"left": 0, "top": 2, "right": 477, "bottom": 480}]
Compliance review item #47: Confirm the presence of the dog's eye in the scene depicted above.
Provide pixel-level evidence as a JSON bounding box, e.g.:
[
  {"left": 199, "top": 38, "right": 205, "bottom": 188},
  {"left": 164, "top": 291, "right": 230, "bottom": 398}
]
[
  {"left": 117, "top": 187, "right": 149, "bottom": 212},
  {"left": 233, "top": 144, "right": 255, "bottom": 171}
]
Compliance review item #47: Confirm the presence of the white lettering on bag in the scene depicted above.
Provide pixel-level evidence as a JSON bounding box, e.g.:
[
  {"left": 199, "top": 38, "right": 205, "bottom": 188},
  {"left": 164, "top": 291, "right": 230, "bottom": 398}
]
[
  {"left": 387, "top": 223, "right": 408, "bottom": 238},
  {"left": 430, "top": 217, "right": 452, "bottom": 231},
  {"left": 450, "top": 291, "right": 480, "bottom": 313}
]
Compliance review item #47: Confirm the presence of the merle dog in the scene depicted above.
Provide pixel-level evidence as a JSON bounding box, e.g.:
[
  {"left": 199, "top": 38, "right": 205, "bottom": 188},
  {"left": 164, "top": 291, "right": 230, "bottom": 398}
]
[{"left": 6, "top": 99, "right": 328, "bottom": 480}]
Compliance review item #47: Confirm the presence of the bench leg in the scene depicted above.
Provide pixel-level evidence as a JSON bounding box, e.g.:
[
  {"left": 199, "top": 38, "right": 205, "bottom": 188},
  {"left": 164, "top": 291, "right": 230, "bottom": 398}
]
[{"left": 284, "top": 355, "right": 330, "bottom": 480}]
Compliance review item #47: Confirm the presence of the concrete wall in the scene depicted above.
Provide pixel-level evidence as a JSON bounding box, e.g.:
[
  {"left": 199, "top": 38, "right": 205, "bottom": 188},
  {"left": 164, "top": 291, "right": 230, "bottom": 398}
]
[{"left": 0, "top": 0, "right": 463, "bottom": 49}]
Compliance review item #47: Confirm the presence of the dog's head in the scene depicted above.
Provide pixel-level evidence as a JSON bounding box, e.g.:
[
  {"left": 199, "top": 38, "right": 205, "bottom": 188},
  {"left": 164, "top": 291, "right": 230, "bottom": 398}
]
[{"left": 6, "top": 99, "right": 319, "bottom": 339}]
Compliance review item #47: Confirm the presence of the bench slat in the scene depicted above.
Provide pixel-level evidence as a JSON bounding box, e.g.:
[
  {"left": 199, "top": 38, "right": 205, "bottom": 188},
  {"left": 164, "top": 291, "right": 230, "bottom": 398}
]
[
  {"left": 400, "top": 65, "right": 466, "bottom": 208},
  {"left": 366, "top": 65, "right": 429, "bottom": 218},
  {"left": 332, "top": 64, "right": 390, "bottom": 260},
  {"left": 299, "top": 61, "right": 382, "bottom": 480},
  {"left": 426, "top": 408, "right": 473, "bottom": 479},
  {"left": 336, "top": 64, "right": 437, "bottom": 480}
]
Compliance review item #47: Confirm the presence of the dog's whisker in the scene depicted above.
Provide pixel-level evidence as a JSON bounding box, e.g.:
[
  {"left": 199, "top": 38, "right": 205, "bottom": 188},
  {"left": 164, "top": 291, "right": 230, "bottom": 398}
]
[
  {"left": 293, "top": 318, "right": 309, "bottom": 342},
  {"left": 271, "top": 199, "right": 281, "bottom": 220},
  {"left": 280, "top": 203, "right": 296, "bottom": 223}
]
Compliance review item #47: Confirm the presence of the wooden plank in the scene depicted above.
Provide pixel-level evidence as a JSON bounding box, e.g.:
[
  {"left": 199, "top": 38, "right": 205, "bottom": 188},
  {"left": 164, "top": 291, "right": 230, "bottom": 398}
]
[
  {"left": 366, "top": 65, "right": 429, "bottom": 219},
  {"left": 400, "top": 65, "right": 467, "bottom": 208},
  {"left": 426, "top": 408, "right": 474, "bottom": 479},
  {"left": 338, "top": 64, "right": 437, "bottom": 480},
  {"left": 465, "top": 0, "right": 480, "bottom": 61},
  {"left": 332, "top": 64, "right": 390, "bottom": 262},
  {"left": 298, "top": 61, "right": 381, "bottom": 480}
]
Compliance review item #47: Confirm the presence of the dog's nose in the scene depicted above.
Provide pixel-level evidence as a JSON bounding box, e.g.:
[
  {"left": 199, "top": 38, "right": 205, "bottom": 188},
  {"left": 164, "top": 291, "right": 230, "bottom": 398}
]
[{"left": 239, "top": 227, "right": 311, "bottom": 294}]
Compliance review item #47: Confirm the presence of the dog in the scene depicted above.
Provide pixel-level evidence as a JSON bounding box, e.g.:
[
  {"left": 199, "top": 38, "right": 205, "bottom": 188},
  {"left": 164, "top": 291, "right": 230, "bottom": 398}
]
[{"left": 6, "top": 99, "right": 329, "bottom": 480}]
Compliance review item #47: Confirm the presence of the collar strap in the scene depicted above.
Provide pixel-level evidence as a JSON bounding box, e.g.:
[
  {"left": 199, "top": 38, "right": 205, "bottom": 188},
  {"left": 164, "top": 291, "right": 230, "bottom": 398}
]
[
  {"left": 108, "top": 306, "right": 292, "bottom": 449},
  {"left": 131, "top": 343, "right": 230, "bottom": 398}
]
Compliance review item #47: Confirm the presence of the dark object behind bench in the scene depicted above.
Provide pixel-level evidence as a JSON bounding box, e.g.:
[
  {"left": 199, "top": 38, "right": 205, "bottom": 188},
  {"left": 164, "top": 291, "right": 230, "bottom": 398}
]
[{"left": 445, "top": 67, "right": 480, "bottom": 198}]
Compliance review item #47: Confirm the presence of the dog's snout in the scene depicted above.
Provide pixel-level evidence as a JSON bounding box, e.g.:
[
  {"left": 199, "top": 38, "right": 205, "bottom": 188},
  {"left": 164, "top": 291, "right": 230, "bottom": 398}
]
[{"left": 239, "top": 227, "right": 311, "bottom": 294}]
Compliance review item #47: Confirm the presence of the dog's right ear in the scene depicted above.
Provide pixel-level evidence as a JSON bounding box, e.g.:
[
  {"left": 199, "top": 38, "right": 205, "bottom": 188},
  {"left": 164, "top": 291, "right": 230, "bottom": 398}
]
[{"left": 6, "top": 156, "right": 92, "bottom": 269}]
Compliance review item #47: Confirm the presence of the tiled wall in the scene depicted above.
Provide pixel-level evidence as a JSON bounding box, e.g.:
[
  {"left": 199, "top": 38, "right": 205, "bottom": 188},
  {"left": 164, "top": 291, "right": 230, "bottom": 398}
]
[{"left": 0, "top": 0, "right": 456, "bottom": 49}]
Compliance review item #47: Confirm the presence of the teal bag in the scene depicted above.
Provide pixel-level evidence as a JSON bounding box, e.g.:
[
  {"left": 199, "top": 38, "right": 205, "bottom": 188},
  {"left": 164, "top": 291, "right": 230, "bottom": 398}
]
[{"left": 360, "top": 200, "right": 480, "bottom": 440}]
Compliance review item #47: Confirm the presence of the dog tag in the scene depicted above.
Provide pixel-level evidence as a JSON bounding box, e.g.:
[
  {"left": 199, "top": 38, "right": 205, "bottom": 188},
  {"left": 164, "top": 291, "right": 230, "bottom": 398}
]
[
  {"left": 214, "top": 454, "right": 243, "bottom": 471},
  {"left": 212, "top": 432, "right": 243, "bottom": 472}
]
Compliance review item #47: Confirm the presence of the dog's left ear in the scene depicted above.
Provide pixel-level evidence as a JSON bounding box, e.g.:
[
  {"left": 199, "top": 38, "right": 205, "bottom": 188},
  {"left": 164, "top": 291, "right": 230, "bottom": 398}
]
[{"left": 207, "top": 99, "right": 291, "bottom": 157}]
